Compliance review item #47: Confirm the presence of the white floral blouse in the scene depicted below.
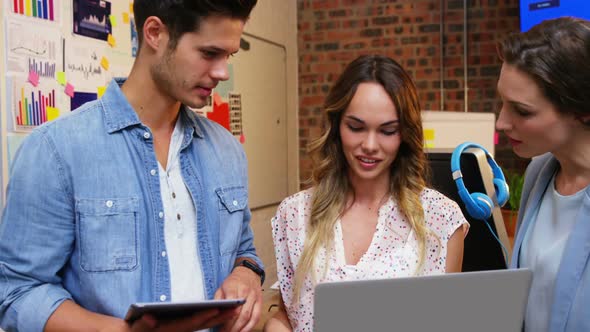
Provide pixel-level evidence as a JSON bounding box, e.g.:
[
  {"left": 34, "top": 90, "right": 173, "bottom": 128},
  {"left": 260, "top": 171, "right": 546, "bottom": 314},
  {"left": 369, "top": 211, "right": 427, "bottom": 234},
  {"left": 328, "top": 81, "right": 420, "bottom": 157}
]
[{"left": 271, "top": 188, "right": 469, "bottom": 332}]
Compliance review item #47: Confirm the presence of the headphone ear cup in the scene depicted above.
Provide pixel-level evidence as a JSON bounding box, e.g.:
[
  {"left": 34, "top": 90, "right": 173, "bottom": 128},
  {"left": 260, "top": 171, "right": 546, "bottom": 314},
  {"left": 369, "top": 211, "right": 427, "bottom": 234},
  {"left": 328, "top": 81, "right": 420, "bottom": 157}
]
[
  {"left": 493, "top": 178, "right": 509, "bottom": 207},
  {"left": 468, "top": 192, "right": 493, "bottom": 220}
]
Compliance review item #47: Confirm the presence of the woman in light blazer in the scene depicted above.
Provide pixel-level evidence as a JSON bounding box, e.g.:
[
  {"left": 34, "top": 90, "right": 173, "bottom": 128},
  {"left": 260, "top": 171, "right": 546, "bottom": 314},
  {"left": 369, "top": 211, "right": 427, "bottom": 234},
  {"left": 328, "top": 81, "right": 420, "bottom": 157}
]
[{"left": 496, "top": 17, "right": 590, "bottom": 332}]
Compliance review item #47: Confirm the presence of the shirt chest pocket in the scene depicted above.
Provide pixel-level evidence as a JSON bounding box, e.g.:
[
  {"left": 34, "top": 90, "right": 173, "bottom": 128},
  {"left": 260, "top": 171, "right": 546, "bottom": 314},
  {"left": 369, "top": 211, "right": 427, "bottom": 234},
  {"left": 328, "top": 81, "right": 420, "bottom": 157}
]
[
  {"left": 76, "top": 197, "right": 139, "bottom": 272},
  {"left": 216, "top": 186, "right": 248, "bottom": 256}
]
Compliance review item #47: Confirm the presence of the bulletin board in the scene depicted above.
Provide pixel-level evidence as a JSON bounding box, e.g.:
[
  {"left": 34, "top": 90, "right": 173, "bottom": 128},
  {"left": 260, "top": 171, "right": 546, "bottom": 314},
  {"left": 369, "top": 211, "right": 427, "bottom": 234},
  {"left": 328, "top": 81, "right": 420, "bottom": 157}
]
[
  {"left": 0, "top": 2, "right": 289, "bottom": 210},
  {"left": 1, "top": 0, "right": 137, "bottom": 206}
]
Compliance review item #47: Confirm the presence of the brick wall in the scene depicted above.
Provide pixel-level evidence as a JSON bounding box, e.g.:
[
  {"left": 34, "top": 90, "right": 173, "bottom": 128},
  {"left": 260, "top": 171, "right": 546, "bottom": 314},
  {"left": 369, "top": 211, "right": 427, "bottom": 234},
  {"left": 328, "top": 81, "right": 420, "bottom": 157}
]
[{"left": 298, "top": 0, "right": 529, "bottom": 186}]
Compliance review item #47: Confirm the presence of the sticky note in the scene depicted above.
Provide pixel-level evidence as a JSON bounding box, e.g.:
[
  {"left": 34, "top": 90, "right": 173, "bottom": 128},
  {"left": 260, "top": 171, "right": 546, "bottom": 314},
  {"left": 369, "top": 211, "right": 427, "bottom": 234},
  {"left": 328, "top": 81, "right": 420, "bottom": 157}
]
[
  {"left": 213, "top": 92, "right": 223, "bottom": 106},
  {"left": 97, "top": 86, "right": 107, "bottom": 98},
  {"left": 46, "top": 107, "right": 60, "bottom": 121},
  {"left": 424, "top": 128, "right": 435, "bottom": 141},
  {"left": 56, "top": 71, "right": 66, "bottom": 85},
  {"left": 100, "top": 56, "right": 110, "bottom": 70},
  {"left": 65, "top": 83, "right": 75, "bottom": 98},
  {"left": 130, "top": 3, "right": 134, "bottom": 14},
  {"left": 425, "top": 142, "right": 435, "bottom": 149},
  {"left": 122, "top": 12, "right": 130, "bottom": 24},
  {"left": 239, "top": 133, "right": 245, "bottom": 144},
  {"left": 494, "top": 132, "right": 499, "bottom": 145},
  {"left": 109, "top": 15, "right": 117, "bottom": 27},
  {"left": 107, "top": 34, "right": 116, "bottom": 47},
  {"left": 28, "top": 70, "right": 39, "bottom": 87}
]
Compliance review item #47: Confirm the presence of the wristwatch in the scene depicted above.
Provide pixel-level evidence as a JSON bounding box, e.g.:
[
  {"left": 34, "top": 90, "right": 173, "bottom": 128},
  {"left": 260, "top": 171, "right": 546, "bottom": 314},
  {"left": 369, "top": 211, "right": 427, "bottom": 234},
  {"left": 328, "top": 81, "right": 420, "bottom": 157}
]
[{"left": 234, "top": 260, "right": 265, "bottom": 286}]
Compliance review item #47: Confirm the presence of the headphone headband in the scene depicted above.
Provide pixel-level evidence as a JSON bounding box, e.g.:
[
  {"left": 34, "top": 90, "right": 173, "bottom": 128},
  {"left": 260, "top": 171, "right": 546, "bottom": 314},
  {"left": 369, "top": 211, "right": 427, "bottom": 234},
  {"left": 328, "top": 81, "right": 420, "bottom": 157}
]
[{"left": 450, "top": 142, "right": 509, "bottom": 220}]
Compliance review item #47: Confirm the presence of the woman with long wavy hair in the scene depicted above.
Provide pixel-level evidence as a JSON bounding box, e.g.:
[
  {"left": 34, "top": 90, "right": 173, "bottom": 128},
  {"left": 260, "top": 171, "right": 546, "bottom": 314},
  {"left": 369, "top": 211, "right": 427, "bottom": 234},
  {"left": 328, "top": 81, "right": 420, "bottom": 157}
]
[{"left": 265, "top": 55, "right": 468, "bottom": 332}]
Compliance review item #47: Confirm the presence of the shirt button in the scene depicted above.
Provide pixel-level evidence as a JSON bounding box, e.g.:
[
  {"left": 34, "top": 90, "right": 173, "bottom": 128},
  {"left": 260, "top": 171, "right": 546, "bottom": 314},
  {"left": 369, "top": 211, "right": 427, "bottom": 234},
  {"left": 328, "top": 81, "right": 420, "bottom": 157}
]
[
  {"left": 232, "top": 200, "right": 238, "bottom": 206},
  {"left": 159, "top": 211, "right": 164, "bottom": 218},
  {"left": 160, "top": 295, "right": 167, "bottom": 301},
  {"left": 105, "top": 200, "right": 113, "bottom": 208},
  {"left": 172, "top": 192, "right": 176, "bottom": 199},
  {"left": 161, "top": 251, "right": 167, "bottom": 257},
  {"left": 150, "top": 169, "right": 157, "bottom": 176},
  {"left": 177, "top": 213, "right": 181, "bottom": 220},
  {"left": 143, "top": 132, "right": 151, "bottom": 139}
]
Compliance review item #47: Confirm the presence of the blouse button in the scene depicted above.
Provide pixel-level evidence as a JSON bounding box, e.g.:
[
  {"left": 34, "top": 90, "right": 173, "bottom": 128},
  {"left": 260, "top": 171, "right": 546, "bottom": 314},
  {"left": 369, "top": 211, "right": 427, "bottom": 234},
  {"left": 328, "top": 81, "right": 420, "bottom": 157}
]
[
  {"left": 143, "top": 132, "right": 151, "bottom": 139},
  {"left": 105, "top": 200, "right": 113, "bottom": 208},
  {"left": 160, "top": 295, "right": 167, "bottom": 301}
]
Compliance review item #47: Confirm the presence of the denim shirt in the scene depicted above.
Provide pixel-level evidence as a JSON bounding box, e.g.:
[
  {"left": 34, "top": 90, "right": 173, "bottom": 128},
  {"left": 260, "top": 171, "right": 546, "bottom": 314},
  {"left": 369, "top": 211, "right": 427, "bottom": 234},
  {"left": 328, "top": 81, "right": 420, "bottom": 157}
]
[{"left": 0, "top": 79, "right": 262, "bottom": 332}]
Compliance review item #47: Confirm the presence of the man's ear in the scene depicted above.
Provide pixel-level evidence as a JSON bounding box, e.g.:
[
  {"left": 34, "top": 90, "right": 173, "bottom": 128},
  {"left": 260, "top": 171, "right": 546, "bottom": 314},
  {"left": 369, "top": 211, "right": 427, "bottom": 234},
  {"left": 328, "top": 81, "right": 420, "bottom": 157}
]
[{"left": 142, "top": 16, "right": 168, "bottom": 53}]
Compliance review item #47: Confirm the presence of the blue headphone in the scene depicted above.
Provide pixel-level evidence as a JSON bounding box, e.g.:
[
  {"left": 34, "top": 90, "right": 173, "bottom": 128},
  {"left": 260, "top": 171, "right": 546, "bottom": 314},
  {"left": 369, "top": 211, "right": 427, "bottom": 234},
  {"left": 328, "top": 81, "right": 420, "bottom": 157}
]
[{"left": 450, "top": 142, "right": 509, "bottom": 220}]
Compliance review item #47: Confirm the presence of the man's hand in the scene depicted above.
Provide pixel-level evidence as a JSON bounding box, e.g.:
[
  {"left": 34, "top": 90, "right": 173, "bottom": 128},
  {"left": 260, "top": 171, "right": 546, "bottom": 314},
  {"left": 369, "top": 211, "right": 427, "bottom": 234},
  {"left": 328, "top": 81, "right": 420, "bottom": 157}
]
[{"left": 214, "top": 263, "right": 263, "bottom": 332}]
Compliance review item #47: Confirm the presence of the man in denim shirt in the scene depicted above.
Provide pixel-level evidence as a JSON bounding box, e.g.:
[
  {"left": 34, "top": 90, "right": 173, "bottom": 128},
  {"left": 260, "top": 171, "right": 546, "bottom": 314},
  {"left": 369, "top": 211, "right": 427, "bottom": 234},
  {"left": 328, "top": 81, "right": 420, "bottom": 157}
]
[{"left": 0, "top": 1, "right": 265, "bottom": 331}]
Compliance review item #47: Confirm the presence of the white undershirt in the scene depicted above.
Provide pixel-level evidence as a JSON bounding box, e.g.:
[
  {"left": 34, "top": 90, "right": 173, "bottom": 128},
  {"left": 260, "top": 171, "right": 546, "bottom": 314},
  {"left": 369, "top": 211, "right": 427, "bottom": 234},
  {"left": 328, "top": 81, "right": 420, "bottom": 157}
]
[{"left": 158, "top": 118, "right": 206, "bottom": 304}]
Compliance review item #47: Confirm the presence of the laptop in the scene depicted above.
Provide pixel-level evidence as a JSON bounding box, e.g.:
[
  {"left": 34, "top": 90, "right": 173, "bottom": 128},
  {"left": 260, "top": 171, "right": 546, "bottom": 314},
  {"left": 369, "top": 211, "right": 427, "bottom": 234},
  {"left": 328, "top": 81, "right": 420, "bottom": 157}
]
[{"left": 314, "top": 268, "right": 532, "bottom": 332}]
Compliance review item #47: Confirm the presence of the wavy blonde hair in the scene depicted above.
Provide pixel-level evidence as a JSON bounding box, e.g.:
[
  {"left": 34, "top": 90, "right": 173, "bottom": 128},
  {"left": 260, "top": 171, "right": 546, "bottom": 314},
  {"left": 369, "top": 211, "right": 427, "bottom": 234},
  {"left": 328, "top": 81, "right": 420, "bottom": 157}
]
[{"left": 293, "top": 55, "right": 433, "bottom": 301}]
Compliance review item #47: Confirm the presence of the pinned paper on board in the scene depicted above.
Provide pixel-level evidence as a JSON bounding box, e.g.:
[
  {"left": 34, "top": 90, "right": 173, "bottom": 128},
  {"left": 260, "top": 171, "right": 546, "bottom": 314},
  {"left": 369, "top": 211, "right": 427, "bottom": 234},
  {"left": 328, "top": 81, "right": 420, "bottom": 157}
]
[
  {"left": 122, "top": 12, "right": 130, "bottom": 24},
  {"left": 73, "top": 0, "right": 113, "bottom": 41},
  {"left": 424, "top": 128, "right": 435, "bottom": 141}
]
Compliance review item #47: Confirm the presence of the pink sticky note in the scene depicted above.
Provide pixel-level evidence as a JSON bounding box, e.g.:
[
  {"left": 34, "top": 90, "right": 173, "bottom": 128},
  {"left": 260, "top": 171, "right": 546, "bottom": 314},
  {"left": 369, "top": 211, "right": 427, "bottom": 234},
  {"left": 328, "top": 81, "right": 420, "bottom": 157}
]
[
  {"left": 239, "top": 133, "right": 245, "bottom": 144},
  {"left": 494, "top": 132, "right": 499, "bottom": 145},
  {"left": 28, "top": 71, "right": 40, "bottom": 87},
  {"left": 65, "top": 83, "right": 75, "bottom": 98}
]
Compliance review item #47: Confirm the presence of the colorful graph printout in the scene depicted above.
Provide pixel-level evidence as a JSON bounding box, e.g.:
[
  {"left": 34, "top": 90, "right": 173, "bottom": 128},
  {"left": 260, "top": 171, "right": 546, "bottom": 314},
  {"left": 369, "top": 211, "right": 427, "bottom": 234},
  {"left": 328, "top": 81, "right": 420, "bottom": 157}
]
[
  {"left": 11, "top": 78, "right": 66, "bottom": 131},
  {"left": 11, "top": 0, "right": 58, "bottom": 22}
]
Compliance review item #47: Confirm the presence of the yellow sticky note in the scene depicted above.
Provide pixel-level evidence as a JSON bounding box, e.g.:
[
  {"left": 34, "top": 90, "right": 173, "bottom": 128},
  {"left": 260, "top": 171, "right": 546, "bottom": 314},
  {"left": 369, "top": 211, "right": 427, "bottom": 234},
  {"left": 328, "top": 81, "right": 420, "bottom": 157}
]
[
  {"left": 109, "top": 15, "right": 117, "bottom": 27},
  {"left": 425, "top": 142, "right": 435, "bottom": 149},
  {"left": 130, "top": 3, "right": 134, "bottom": 14},
  {"left": 107, "top": 34, "right": 116, "bottom": 47},
  {"left": 56, "top": 71, "right": 66, "bottom": 85},
  {"left": 100, "top": 56, "right": 110, "bottom": 70},
  {"left": 97, "top": 86, "right": 107, "bottom": 98},
  {"left": 46, "top": 107, "right": 60, "bottom": 121},
  {"left": 122, "top": 12, "right": 130, "bottom": 24},
  {"left": 424, "top": 128, "right": 435, "bottom": 141}
]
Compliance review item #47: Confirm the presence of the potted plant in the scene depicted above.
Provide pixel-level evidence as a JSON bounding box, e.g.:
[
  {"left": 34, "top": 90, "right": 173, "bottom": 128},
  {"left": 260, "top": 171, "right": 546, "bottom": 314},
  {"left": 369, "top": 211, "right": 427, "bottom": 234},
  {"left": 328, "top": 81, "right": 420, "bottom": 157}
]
[{"left": 502, "top": 170, "right": 525, "bottom": 239}]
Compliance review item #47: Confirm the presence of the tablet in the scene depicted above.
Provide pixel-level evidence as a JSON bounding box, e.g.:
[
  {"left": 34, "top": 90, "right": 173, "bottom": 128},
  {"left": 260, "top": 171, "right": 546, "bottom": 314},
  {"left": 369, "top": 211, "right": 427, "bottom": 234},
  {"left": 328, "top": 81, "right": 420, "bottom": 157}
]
[{"left": 124, "top": 298, "right": 246, "bottom": 323}]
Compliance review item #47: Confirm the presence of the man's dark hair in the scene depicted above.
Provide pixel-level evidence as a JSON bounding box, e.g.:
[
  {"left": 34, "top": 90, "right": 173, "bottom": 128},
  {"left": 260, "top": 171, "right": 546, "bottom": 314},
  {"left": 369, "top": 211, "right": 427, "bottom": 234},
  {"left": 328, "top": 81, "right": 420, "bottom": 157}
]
[{"left": 133, "top": 0, "right": 257, "bottom": 50}]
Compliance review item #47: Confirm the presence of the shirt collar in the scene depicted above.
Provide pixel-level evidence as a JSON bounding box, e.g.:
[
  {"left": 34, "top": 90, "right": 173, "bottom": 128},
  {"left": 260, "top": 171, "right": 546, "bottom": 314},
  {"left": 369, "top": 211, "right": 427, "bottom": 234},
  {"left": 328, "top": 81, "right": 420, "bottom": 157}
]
[{"left": 101, "top": 78, "right": 204, "bottom": 138}]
